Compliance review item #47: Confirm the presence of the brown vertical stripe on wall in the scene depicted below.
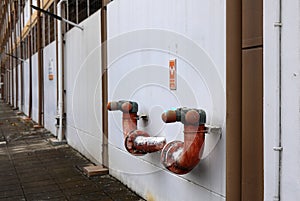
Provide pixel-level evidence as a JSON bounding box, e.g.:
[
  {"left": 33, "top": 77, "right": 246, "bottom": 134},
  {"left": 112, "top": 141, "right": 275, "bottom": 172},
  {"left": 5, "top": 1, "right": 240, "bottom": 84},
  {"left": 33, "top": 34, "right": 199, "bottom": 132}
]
[
  {"left": 242, "top": 47, "right": 263, "bottom": 201},
  {"left": 242, "top": 0, "right": 263, "bottom": 48},
  {"left": 242, "top": 0, "right": 263, "bottom": 200},
  {"left": 37, "top": 0, "right": 44, "bottom": 126},
  {"left": 101, "top": 0, "right": 109, "bottom": 168},
  {"left": 226, "top": 0, "right": 242, "bottom": 200}
]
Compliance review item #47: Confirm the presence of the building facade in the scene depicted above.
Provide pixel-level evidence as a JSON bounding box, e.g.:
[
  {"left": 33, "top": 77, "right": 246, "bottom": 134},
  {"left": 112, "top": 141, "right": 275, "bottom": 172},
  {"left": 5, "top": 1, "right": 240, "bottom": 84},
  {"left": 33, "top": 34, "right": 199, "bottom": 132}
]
[{"left": 0, "top": 0, "right": 299, "bottom": 201}]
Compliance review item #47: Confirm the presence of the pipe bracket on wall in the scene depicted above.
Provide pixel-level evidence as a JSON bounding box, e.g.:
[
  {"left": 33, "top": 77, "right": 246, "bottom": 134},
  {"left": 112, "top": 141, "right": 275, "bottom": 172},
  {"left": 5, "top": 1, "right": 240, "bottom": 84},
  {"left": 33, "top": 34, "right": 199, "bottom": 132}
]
[
  {"left": 137, "top": 114, "right": 148, "bottom": 121},
  {"left": 204, "top": 124, "right": 222, "bottom": 136},
  {"left": 107, "top": 100, "right": 166, "bottom": 156}
]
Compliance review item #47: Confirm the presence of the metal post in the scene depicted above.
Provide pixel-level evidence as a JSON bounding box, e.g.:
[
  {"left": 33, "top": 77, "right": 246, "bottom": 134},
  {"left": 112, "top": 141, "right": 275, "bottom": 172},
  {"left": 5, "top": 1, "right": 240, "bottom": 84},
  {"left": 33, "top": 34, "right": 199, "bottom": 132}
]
[
  {"left": 19, "top": 0, "right": 24, "bottom": 111},
  {"left": 101, "top": 0, "right": 110, "bottom": 168},
  {"left": 55, "top": 0, "right": 59, "bottom": 109},
  {"left": 28, "top": 0, "right": 33, "bottom": 118},
  {"left": 9, "top": 8, "right": 14, "bottom": 106},
  {"left": 7, "top": 46, "right": 11, "bottom": 104},
  {"left": 273, "top": 0, "right": 283, "bottom": 200},
  {"left": 57, "top": 0, "right": 65, "bottom": 141},
  {"left": 14, "top": 0, "right": 19, "bottom": 109},
  {"left": 37, "top": 0, "right": 44, "bottom": 126}
]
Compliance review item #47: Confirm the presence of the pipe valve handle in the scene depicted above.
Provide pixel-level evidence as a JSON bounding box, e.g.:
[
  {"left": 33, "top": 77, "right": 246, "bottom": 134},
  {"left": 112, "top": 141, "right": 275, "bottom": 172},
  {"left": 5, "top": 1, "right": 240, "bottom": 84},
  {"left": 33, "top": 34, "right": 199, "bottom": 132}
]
[
  {"left": 162, "top": 107, "right": 206, "bottom": 125},
  {"left": 107, "top": 100, "right": 138, "bottom": 113}
]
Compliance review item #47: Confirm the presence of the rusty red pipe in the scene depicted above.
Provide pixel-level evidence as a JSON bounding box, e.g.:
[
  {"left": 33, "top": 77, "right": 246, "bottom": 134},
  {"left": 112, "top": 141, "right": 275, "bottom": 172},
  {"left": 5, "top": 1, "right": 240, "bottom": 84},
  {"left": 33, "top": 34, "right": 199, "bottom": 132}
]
[
  {"left": 107, "top": 101, "right": 138, "bottom": 137},
  {"left": 161, "top": 108, "right": 206, "bottom": 174},
  {"left": 107, "top": 101, "right": 166, "bottom": 156}
]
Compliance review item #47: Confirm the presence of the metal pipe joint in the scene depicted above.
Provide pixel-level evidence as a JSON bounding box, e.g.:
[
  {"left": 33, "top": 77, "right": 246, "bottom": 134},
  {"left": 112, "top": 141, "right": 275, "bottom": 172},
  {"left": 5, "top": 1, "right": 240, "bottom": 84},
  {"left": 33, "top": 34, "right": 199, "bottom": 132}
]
[
  {"left": 161, "top": 107, "right": 207, "bottom": 174},
  {"left": 107, "top": 100, "right": 166, "bottom": 156},
  {"left": 161, "top": 107, "right": 206, "bottom": 125}
]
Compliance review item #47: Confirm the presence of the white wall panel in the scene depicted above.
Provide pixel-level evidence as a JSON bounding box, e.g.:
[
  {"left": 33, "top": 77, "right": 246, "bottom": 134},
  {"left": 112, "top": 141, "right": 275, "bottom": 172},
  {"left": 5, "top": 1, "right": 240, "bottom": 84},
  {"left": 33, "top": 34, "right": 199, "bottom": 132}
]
[
  {"left": 17, "top": 64, "right": 22, "bottom": 109},
  {"left": 64, "top": 11, "right": 103, "bottom": 163},
  {"left": 280, "top": 1, "right": 300, "bottom": 200},
  {"left": 13, "top": 67, "right": 16, "bottom": 107},
  {"left": 264, "top": 0, "right": 300, "bottom": 200},
  {"left": 108, "top": 1, "right": 226, "bottom": 200},
  {"left": 43, "top": 42, "right": 57, "bottom": 135},
  {"left": 263, "top": 0, "right": 280, "bottom": 199},
  {"left": 23, "top": 0, "right": 31, "bottom": 27},
  {"left": 22, "top": 60, "right": 29, "bottom": 116},
  {"left": 8, "top": 72, "right": 10, "bottom": 104},
  {"left": 31, "top": 54, "right": 38, "bottom": 122}
]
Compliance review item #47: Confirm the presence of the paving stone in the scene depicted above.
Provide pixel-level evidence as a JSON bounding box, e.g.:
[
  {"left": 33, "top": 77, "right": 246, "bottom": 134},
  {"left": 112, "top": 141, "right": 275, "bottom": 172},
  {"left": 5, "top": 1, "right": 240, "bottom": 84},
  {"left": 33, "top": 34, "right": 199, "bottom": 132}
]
[
  {"left": 109, "top": 192, "right": 144, "bottom": 201},
  {"left": 0, "top": 178, "right": 20, "bottom": 186},
  {"left": 62, "top": 186, "right": 102, "bottom": 196},
  {"left": 0, "top": 184, "right": 22, "bottom": 193},
  {"left": 16, "top": 167, "right": 46, "bottom": 174},
  {"left": 0, "top": 196, "right": 26, "bottom": 201},
  {"left": 21, "top": 179, "right": 57, "bottom": 189},
  {"left": 0, "top": 167, "right": 15, "bottom": 174},
  {"left": 19, "top": 174, "right": 53, "bottom": 183},
  {"left": 0, "top": 175, "right": 19, "bottom": 182},
  {"left": 26, "top": 190, "right": 65, "bottom": 201},
  {"left": 45, "top": 198, "right": 68, "bottom": 201},
  {"left": 58, "top": 180, "right": 96, "bottom": 190},
  {"left": 0, "top": 189, "right": 23, "bottom": 199},
  {"left": 68, "top": 192, "right": 113, "bottom": 201},
  {"left": 54, "top": 175, "right": 84, "bottom": 184},
  {"left": 23, "top": 184, "right": 61, "bottom": 194}
]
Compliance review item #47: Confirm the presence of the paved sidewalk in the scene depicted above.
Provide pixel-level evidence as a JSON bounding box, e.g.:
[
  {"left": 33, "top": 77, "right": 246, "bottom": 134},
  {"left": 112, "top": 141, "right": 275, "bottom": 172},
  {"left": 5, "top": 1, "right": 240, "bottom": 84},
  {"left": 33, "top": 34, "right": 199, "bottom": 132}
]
[{"left": 0, "top": 101, "right": 144, "bottom": 201}]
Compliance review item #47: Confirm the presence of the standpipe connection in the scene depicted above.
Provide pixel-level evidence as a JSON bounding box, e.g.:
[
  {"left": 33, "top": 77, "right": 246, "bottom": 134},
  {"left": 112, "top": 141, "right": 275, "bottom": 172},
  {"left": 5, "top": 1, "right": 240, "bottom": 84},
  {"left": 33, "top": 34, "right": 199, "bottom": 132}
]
[
  {"left": 161, "top": 108, "right": 207, "bottom": 174},
  {"left": 107, "top": 101, "right": 166, "bottom": 156}
]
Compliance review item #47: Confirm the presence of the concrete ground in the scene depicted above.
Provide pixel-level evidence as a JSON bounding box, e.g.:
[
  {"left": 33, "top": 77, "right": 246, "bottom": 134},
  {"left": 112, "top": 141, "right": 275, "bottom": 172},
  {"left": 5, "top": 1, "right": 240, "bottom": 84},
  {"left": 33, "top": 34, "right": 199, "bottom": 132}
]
[{"left": 0, "top": 101, "right": 145, "bottom": 201}]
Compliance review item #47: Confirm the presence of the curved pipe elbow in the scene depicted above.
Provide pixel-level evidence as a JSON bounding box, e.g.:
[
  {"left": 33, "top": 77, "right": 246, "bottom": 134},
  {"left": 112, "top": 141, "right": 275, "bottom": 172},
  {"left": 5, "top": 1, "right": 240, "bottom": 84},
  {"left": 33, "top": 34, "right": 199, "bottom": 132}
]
[
  {"left": 161, "top": 124, "right": 205, "bottom": 174},
  {"left": 107, "top": 100, "right": 166, "bottom": 156},
  {"left": 125, "top": 130, "right": 166, "bottom": 156},
  {"left": 107, "top": 101, "right": 138, "bottom": 137},
  {"left": 161, "top": 108, "right": 206, "bottom": 174}
]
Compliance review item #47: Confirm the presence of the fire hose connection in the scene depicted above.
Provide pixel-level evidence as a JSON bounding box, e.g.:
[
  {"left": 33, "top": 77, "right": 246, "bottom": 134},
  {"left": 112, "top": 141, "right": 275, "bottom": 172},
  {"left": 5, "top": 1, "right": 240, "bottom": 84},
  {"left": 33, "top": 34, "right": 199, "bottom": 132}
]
[
  {"left": 107, "top": 100, "right": 166, "bottom": 156},
  {"left": 161, "top": 107, "right": 207, "bottom": 174}
]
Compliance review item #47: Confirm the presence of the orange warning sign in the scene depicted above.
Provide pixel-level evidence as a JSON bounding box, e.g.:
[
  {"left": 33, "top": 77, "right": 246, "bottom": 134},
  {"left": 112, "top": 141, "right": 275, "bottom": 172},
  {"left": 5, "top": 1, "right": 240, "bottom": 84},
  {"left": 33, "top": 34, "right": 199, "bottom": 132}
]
[
  {"left": 48, "top": 59, "right": 54, "bottom": 80},
  {"left": 169, "top": 59, "right": 176, "bottom": 90}
]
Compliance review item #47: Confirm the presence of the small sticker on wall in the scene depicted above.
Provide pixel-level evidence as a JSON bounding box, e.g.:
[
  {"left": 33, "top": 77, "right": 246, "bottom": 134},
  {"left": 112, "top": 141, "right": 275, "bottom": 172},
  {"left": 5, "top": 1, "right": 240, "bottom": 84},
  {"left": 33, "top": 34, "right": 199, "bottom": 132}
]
[
  {"left": 169, "top": 59, "right": 177, "bottom": 90},
  {"left": 48, "top": 59, "right": 54, "bottom": 80}
]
